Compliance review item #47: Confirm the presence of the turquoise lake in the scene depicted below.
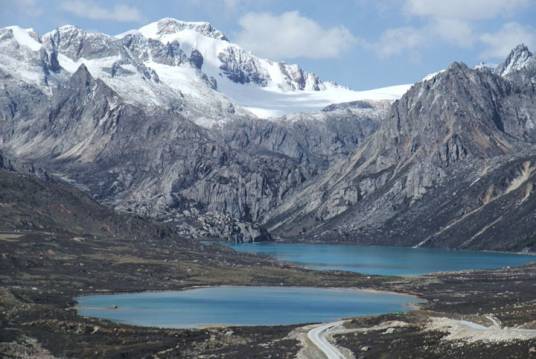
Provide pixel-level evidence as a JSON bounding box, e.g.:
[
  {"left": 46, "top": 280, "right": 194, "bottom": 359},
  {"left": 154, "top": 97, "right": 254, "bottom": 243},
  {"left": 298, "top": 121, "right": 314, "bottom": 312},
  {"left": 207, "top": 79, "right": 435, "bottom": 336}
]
[
  {"left": 227, "top": 243, "right": 535, "bottom": 276},
  {"left": 77, "top": 245, "right": 534, "bottom": 328},
  {"left": 77, "top": 286, "right": 420, "bottom": 328}
]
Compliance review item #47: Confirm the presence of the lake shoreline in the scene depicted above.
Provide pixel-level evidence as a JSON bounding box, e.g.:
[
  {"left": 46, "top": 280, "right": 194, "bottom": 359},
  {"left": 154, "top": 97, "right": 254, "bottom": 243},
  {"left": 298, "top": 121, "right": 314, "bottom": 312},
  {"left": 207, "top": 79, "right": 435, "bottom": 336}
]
[
  {"left": 226, "top": 242, "right": 536, "bottom": 276},
  {"left": 3, "top": 230, "right": 536, "bottom": 358},
  {"left": 76, "top": 286, "right": 424, "bottom": 329},
  {"left": 265, "top": 237, "right": 536, "bottom": 256}
]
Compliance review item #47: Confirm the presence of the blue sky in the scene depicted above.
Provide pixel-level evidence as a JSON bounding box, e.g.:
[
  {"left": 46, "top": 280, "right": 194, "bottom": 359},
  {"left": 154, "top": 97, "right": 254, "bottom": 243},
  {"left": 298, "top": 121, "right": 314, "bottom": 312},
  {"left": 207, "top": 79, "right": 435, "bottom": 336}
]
[{"left": 1, "top": 0, "right": 535, "bottom": 89}]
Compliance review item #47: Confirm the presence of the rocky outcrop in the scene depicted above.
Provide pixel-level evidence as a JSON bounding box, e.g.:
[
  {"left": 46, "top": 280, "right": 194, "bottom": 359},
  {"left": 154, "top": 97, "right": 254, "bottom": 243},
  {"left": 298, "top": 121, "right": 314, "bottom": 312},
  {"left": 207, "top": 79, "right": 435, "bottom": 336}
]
[
  {"left": 218, "top": 46, "right": 269, "bottom": 86},
  {"left": 42, "top": 25, "right": 118, "bottom": 61},
  {"left": 0, "top": 154, "right": 190, "bottom": 244},
  {"left": 174, "top": 210, "right": 272, "bottom": 242}
]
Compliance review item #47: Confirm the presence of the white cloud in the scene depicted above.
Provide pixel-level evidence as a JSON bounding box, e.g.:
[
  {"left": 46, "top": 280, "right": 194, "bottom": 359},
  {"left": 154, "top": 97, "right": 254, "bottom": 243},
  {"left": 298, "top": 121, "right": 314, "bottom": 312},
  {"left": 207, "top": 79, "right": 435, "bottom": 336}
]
[
  {"left": 431, "top": 18, "right": 475, "bottom": 47},
  {"left": 406, "top": 0, "right": 530, "bottom": 20},
  {"left": 0, "top": 0, "right": 42, "bottom": 17},
  {"left": 375, "top": 26, "right": 426, "bottom": 58},
  {"left": 374, "top": 0, "right": 533, "bottom": 58},
  {"left": 223, "top": 0, "right": 241, "bottom": 10},
  {"left": 186, "top": 0, "right": 277, "bottom": 13},
  {"left": 374, "top": 19, "right": 474, "bottom": 59},
  {"left": 60, "top": 1, "right": 142, "bottom": 22},
  {"left": 481, "top": 22, "right": 536, "bottom": 58},
  {"left": 222, "top": 0, "right": 253, "bottom": 11},
  {"left": 236, "top": 11, "right": 358, "bottom": 59}
]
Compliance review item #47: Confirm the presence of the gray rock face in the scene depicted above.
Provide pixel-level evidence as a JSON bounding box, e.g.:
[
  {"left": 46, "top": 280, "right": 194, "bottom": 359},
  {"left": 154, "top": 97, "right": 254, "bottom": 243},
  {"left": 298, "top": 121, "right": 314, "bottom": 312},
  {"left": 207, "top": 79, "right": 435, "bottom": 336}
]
[
  {"left": 42, "top": 25, "right": 118, "bottom": 61},
  {"left": 218, "top": 47, "right": 269, "bottom": 86},
  {"left": 278, "top": 63, "right": 322, "bottom": 91},
  {"left": 0, "top": 70, "right": 46, "bottom": 123},
  {"left": 217, "top": 46, "right": 324, "bottom": 90},
  {"left": 268, "top": 53, "right": 536, "bottom": 251},
  {"left": 0, "top": 151, "right": 14, "bottom": 171},
  {"left": 189, "top": 49, "right": 204, "bottom": 69},
  {"left": 219, "top": 101, "right": 386, "bottom": 169},
  {"left": 1, "top": 61, "right": 360, "bottom": 242},
  {"left": 122, "top": 34, "right": 188, "bottom": 67}
]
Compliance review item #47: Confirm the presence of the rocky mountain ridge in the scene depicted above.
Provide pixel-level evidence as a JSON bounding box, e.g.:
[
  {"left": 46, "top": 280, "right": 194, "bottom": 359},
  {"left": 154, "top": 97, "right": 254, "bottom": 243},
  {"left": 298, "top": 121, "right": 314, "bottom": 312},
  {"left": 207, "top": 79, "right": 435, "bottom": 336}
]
[
  {"left": 267, "top": 51, "right": 536, "bottom": 251},
  {"left": 0, "top": 62, "right": 381, "bottom": 243},
  {"left": 0, "top": 20, "right": 397, "bottom": 242},
  {"left": 1, "top": 19, "right": 536, "bottom": 250}
]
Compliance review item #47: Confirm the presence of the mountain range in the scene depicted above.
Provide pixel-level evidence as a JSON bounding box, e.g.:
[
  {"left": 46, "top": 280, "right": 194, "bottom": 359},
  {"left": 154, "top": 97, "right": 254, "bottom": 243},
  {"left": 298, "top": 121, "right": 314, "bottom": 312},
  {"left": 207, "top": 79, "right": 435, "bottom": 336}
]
[{"left": 1, "top": 18, "right": 535, "bottom": 250}]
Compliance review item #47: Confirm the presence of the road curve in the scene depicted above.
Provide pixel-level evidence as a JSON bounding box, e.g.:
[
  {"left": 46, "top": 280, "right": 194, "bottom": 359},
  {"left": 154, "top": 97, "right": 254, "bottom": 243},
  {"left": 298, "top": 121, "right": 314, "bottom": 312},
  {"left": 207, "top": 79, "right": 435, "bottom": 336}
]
[{"left": 307, "top": 321, "right": 347, "bottom": 359}]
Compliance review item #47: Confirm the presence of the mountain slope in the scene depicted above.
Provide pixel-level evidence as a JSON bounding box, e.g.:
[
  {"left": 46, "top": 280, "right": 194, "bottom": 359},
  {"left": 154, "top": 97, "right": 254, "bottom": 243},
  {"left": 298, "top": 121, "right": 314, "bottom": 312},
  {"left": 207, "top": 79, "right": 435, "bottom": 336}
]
[
  {"left": 2, "top": 62, "right": 378, "bottom": 242},
  {"left": 1, "top": 64, "right": 306, "bottom": 241},
  {"left": 219, "top": 100, "right": 389, "bottom": 168},
  {"left": 267, "top": 51, "right": 536, "bottom": 251},
  {"left": 0, "top": 20, "right": 391, "bottom": 242},
  {"left": 0, "top": 151, "right": 184, "bottom": 242}
]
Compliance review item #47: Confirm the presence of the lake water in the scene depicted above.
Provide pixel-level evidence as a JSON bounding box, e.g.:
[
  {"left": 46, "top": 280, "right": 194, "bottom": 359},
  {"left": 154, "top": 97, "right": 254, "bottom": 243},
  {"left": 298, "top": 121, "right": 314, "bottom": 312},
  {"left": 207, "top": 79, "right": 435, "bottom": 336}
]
[
  {"left": 77, "top": 286, "right": 420, "bottom": 328},
  {"left": 228, "top": 243, "right": 535, "bottom": 276},
  {"left": 78, "top": 245, "right": 534, "bottom": 328}
]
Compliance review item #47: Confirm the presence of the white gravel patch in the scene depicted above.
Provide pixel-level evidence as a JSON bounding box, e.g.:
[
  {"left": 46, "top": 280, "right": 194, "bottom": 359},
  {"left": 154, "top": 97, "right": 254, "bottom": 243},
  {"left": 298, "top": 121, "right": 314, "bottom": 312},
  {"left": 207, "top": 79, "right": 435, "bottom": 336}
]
[{"left": 428, "top": 317, "right": 536, "bottom": 343}]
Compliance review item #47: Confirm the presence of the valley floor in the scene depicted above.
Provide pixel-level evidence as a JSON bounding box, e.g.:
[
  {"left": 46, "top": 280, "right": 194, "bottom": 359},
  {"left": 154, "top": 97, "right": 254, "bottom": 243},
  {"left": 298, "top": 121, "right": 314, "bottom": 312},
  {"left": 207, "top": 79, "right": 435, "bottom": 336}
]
[{"left": 1, "top": 230, "right": 536, "bottom": 358}]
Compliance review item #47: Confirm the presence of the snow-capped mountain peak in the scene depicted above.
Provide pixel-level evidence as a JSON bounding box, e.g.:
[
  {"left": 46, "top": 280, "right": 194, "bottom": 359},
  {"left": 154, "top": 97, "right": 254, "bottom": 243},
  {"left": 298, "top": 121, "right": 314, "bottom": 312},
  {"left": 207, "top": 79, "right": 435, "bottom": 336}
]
[
  {"left": 135, "top": 18, "right": 229, "bottom": 42},
  {"left": 115, "top": 18, "right": 411, "bottom": 118},
  {"left": 1, "top": 19, "right": 412, "bottom": 126},
  {"left": 119, "top": 17, "right": 325, "bottom": 93},
  {"left": 496, "top": 43, "right": 534, "bottom": 77},
  {"left": 0, "top": 26, "right": 66, "bottom": 92},
  {"left": 1, "top": 26, "right": 42, "bottom": 51}
]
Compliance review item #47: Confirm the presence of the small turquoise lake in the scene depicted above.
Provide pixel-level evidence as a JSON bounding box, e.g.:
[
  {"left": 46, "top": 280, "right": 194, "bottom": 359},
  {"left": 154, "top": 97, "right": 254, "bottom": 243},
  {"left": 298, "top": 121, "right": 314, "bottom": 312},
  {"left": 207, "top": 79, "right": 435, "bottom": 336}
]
[
  {"left": 228, "top": 243, "right": 535, "bottom": 276},
  {"left": 77, "top": 287, "right": 420, "bottom": 328}
]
